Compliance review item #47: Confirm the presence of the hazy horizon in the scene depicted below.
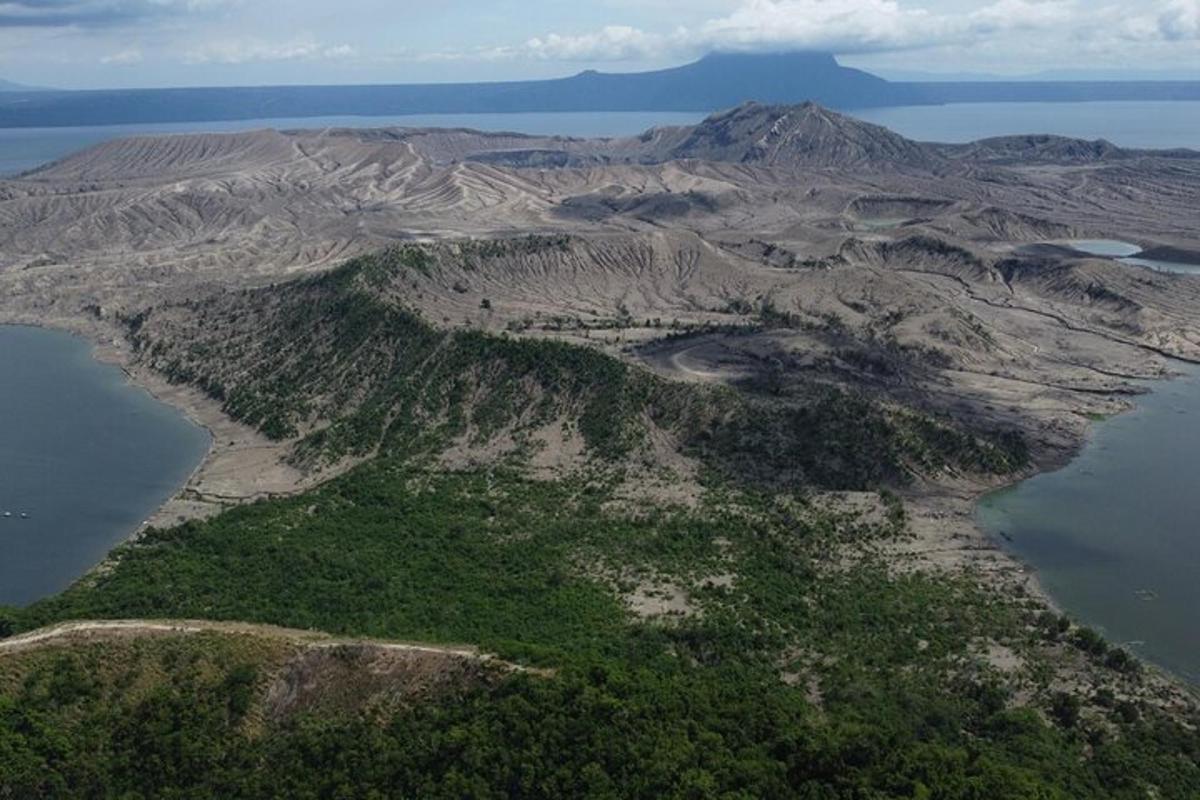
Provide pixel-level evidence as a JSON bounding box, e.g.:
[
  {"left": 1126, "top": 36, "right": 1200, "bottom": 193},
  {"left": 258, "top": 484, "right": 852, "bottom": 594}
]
[
  {"left": 7, "top": 52, "right": 1200, "bottom": 95},
  {"left": 0, "top": 0, "right": 1197, "bottom": 91}
]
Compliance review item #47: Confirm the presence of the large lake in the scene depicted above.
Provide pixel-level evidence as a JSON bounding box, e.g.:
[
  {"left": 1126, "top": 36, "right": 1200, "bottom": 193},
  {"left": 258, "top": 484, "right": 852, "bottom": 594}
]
[
  {"left": 978, "top": 247, "right": 1200, "bottom": 684},
  {"left": 854, "top": 101, "right": 1200, "bottom": 149},
  {"left": 0, "top": 326, "right": 210, "bottom": 606},
  {"left": 2, "top": 101, "right": 1199, "bottom": 176}
]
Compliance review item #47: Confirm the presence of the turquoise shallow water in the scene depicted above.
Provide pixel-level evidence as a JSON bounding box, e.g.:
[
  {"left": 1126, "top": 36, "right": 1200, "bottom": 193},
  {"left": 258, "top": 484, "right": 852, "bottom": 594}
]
[
  {"left": 1069, "top": 240, "right": 1145, "bottom": 258},
  {"left": 0, "top": 326, "right": 210, "bottom": 606},
  {"left": 978, "top": 364, "right": 1200, "bottom": 683}
]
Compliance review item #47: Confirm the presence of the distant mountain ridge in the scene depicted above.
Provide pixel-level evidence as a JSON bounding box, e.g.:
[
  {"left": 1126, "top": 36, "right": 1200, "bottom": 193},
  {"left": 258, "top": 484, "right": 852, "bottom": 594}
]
[
  {"left": 1, "top": 51, "right": 1199, "bottom": 129},
  {"left": 0, "top": 78, "right": 46, "bottom": 93},
  {"left": 41, "top": 101, "right": 1183, "bottom": 184}
]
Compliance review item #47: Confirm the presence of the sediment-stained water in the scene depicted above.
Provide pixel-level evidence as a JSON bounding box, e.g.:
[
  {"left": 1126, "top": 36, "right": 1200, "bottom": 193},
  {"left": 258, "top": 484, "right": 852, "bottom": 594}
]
[{"left": 0, "top": 326, "right": 209, "bottom": 605}]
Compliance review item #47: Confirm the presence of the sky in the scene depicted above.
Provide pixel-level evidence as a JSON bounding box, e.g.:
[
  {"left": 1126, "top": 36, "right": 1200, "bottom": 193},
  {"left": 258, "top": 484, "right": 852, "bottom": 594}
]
[{"left": 0, "top": 0, "right": 1198, "bottom": 89}]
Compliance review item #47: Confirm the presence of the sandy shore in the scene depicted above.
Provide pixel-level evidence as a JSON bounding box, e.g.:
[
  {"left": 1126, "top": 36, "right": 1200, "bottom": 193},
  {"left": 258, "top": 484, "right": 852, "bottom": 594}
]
[
  {"left": 5, "top": 307, "right": 1198, "bottom": 703},
  {"left": 0, "top": 314, "right": 319, "bottom": 539},
  {"left": 0, "top": 313, "right": 1147, "bottom": 587},
  {"left": 102, "top": 345, "right": 340, "bottom": 536}
]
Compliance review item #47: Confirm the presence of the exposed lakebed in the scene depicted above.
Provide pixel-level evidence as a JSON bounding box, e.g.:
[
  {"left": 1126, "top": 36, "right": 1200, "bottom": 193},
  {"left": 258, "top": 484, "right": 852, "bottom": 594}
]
[{"left": 0, "top": 326, "right": 209, "bottom": 606}]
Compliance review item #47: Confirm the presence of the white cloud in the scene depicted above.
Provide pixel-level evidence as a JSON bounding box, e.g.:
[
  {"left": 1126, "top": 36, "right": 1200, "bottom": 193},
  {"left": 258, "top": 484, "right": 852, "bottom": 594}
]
[
  {"left": 523, "top": 25, "right": 673, "bottom": 61},
  {"left": 184, "top": 37, "right": 356, "bottom": 65},
  {"left": 696, "top": 0, "right": 940, "bottom": 53},
  {"left": 482, "top": 0, "right": 1200, "bottom": 63},
  {"left": 100, "top": 47, "right": 143, "bottom": 64},
  {"left": 1121, "top": 0, "right": 1199, "bottom": 41}
]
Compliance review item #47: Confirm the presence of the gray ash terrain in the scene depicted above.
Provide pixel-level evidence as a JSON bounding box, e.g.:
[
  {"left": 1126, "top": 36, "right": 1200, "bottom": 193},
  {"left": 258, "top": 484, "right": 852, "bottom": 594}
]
[
  {"left": 3, "top": 104, "right": 1199, "bottom": 488},
  {"left": 5, "top": 101, "right": 1200, "bottom": 798}
]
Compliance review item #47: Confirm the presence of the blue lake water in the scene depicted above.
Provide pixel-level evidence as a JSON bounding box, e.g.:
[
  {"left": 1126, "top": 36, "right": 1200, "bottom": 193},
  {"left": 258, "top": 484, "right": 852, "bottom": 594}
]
[
  {"left": 854, "top": 101, "right": 1200, "bottom": 149},
  {"left": 0, "top": 326, "right": 210, "bottom": 605},
  {"left": 2, "top": 102, "right": 1199, "bottom": 176}
]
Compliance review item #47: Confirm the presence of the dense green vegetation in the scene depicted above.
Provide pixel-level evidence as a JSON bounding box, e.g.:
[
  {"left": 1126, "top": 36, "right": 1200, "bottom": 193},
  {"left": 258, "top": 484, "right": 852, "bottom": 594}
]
[
  {"left": 2, "top": 244, "right": 1193, "bottom": 797},
  {"left": 6, "top": 637, "right": 1199, "bottom": 799},
  {"left": 3, "top": 463, "right": 1198, "bottom": 797}
]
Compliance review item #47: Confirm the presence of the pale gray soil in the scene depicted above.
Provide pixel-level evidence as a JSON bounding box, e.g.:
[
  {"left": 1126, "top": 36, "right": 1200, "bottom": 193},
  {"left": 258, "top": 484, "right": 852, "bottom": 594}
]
[{"left": 3, "top": 102, "right": 1200, "bottom": 615}]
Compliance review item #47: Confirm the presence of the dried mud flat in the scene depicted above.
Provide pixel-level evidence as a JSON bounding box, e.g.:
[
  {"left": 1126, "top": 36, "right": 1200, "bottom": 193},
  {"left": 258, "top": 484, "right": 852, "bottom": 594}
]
[{"left": 3, "top": 102, "right": 1200, "bottom": 662}]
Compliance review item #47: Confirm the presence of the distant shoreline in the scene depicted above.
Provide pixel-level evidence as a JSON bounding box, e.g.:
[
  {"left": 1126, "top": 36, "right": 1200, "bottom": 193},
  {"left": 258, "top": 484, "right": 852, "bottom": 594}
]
[
  {"left": 5, "top": 102, "right": 1199, "bottom": 181},
  {"left": 3, "top": 50, "right": 1200, "bottom": 130}
]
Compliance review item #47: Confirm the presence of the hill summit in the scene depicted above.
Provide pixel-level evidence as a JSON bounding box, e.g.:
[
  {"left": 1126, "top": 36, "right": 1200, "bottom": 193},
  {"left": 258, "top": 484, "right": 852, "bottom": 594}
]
[
  {"left": 640, "top": 101, "right": 944, "bottom": 170},
  {"left": 556, "top": 51, "right": 899, "bottom": 111}
]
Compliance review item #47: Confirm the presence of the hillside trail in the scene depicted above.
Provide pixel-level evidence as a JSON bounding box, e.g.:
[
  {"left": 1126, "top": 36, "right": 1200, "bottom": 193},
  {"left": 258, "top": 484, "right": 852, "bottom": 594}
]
[{"left": 0, "top": 618, "right": 546, "bottom": 673}]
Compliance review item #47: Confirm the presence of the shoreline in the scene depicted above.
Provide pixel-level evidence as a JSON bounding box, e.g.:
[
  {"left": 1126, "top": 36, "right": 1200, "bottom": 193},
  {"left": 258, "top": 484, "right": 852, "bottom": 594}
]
[
  {"left": 91, "top": 337, "right": 327, "bottom": 534},
  {"left": 4, "top": 314, "right": 1198, "bottom": 697},
  {"left": 914, "top": 368, "right": 1200, "bottom": 695},
  {"left": 969, "top": 361, "right": 1200, "bottom": 692},
  {"left": 0, "top": 318, "right": 318, "bottom": 588}
]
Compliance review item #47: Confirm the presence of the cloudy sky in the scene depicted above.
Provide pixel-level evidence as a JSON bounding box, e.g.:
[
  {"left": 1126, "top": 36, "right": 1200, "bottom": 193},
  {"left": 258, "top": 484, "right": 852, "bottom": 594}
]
[{"left": 1, "top": 0, "right": 1198, "bottom": 89}]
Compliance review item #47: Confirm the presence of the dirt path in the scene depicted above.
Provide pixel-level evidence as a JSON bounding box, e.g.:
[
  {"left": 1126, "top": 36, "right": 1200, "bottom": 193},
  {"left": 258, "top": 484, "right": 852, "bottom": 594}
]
[
  {"left": 0, "top": 619, "right": 535, "bottom": 670},
  {"left": 638, "top": 336, "right": 756, "bottom": 384}
]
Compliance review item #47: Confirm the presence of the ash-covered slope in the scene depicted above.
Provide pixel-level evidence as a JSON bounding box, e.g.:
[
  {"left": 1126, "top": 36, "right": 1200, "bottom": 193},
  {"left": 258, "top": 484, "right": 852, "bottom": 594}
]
[
  {"left": 617, "top": 101, "right": 946, "bottom": 171},
  {"left": 940, "top": 134, "right": 1200, "bottom": 165},
  {"left": 5, "top": 101, "right": 1200, "bottom": 313},
  {"left": 26, "top": 101, "right": 1179, "bottom": 186},
  {"left": 25, "top": 129, "right": 302, "bottom": 181},
  {"left": 627, "top": 103, "right": 1199, "bottom": 170}
]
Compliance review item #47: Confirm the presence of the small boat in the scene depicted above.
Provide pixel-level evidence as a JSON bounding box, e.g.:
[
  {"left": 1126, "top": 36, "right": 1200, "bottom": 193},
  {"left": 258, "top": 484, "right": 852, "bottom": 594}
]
[
  {"left": 19, "top": 512, "right": 29, "bottom": 520},
  {"left": 1, "top": 511, "right": 11, "bottom": 519}
]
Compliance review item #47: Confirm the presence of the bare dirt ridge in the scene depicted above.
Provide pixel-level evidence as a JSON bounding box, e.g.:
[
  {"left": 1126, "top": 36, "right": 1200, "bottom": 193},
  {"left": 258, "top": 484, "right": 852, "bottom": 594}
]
[
  {"left": 0, "top": 618, "right": 540, "bottom": 674},
  {"left": 0, "top": 619, "right": 552, "bottom": 723}
]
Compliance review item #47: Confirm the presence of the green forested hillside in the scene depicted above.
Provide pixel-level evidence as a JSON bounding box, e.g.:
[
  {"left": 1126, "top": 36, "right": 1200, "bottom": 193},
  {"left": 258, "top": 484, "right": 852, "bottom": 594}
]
[
  {"left": 127, "top": 245, "right": 1027, "bottom": 487},
  {"left": 3, "top": 465, "right": 1198, "bottom": 797},
  {"left": 1, "top": 247, "right": 1195, "bottom": 799}
]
